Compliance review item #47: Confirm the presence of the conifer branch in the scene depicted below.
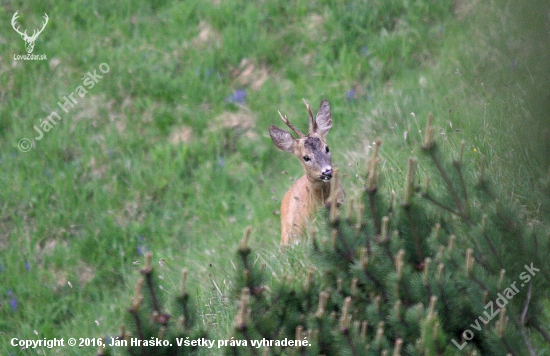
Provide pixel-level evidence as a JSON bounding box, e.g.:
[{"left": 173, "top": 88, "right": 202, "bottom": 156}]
[
  {"left": 381, "top": 231, "right": 395, "bottom": 265},
  {"left": 453, "top": 152, "right": 470, "bottom": 217},
  {"left": 367, "top": 139, "right": 382, "bottom": 191},
  {"left": 465, "top": 248, "right": 474, "bottom": 276},
  {"left": 141, "top": 252, "right": 162, "bottom": 315},
  {"left": 380, "top": 216, "right": 395, "bottom": 264},
  {"left": 346, "top": 198, "right": 355, "bottom": 221},
  {"left": 240, "top": 226, "right": 252, "bottom": 251},
  {"left": 362, "top": 268, "right": 388, "bottom": 301},
  {"left": 360, "top": 321, "right": 368, "bottom": 340},
  {"left": 419, "top": 116, "right": 472, "bottom": 224},
  {"left": 393, "top": 338, "right": 403, "bottom": 356},
  {"left": 422, "top": 267, "right": 433, "bottom": 302},
  {"left": 437, "top": 284, "right": 452, "bottom": 332},
  {"left": 394, "top": 299, "right": 402, "bottom": 321},
  {"left": 315, "top": 291, "right": 329, "bottom": 318},
  {"left": 128, "top": 308, "right": 146, "bottom": 356},
  {"left": 520, "top": 282, "right": 532, "bottom": 325},
  {"left": 398, "top": 277, "right": 413, "bottom": 307},
  {"left": 343, "top": 332, "right": 360, "bottom": 356},
  {"left": 481, "top": 229, "right": 504, "bottom": 270},
  {"left": 375, "top": 321, "right": 385, "bottom": 348},
  {"left": 242, "top": 330, "right": 260, "bottom": 356},
  {"left": 445, "top": 254, "right": 492, "bottom": 298},
  {"left": 334, "top": 228, "right": 355, "bottom": 262},
  {"left": 427, "top": 296, "right": 437, "bottom": 321},
  {"left": 403, "top": 157, "right": 417, "bottom": 206},
  {"left": 380, "top": 216, "right": 389, "bottom": 241},
  {"left": 513, "top": 293, "right": 538, "bottom": 356},
  {"left": 502, "top": 338, "right": 517, "bottom": 356},
  {"left": 360, "top": 247, "right": 368, "bottom": 269},
  {"left": 422, "top": 114, "right": 435, "bottom": 150},
  {"left": 519, "top": 325, "right": 537, "bottom": 356},
  {"left": 368, "top": 190, "right": 380, "bottom": 236},
  {"left": 366, "top": 139, "right": 382, "bottom": 236},
  {"left": 427, "top": 149, "right": 469, "bottom": 223},
  {"left": 405, "top": 207, "right": 424, "bottom": 262},
  {"left": 534, "top": 324, "right": 550, "bottom": 344},
  {"left": 468, "top": 249, "right": 491, "bottom": 272},
  {"left": 340, "top": 297, "right": 352, "bottom": 333},
  {"left": 420, "top": 191, "right": 462, "bottom": 217}
]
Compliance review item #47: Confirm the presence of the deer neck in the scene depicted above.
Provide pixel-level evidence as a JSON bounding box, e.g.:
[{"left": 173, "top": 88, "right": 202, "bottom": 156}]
[{"left": 305, "top": 176, "right": 332, "bottom": 204}]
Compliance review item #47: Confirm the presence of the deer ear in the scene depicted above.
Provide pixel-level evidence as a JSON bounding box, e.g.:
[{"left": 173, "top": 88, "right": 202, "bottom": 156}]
[
  {"left": 269, "top": 125, "right": 296, "bottom": 153},
  {"left": 314, "top": 99, "right": 333, "bottom": 139}
]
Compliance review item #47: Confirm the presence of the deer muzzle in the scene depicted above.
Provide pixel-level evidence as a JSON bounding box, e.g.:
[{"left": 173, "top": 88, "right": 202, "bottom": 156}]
[{"left": 320, "top": 167, "right": 333, "bottom": 181}]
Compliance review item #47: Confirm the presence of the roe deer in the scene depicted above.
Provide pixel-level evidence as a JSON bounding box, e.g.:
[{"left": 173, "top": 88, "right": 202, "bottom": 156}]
[{"left": 269, "top": 99, "right": 343, "bottom": 246}]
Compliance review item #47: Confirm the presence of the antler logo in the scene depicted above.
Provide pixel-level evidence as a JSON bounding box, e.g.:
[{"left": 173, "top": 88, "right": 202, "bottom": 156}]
[{"left": 11, "top": 11, "right": 49, "bottom": 54}]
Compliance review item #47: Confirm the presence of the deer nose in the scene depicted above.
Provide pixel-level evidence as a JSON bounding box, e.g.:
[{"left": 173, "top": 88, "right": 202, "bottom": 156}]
[{"left": 321, "top": 167, "right": 333, "bottom": 180}]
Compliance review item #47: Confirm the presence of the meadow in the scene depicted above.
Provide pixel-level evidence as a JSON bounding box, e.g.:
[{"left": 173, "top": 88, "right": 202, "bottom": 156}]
[{"left": 1, "top": 0, "right": 549, "bottom": 354}]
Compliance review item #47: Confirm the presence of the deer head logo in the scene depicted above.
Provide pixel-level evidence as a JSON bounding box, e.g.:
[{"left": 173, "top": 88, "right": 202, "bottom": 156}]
[{"left": 11, "top": 11, "right": 49, "bottom": 54}]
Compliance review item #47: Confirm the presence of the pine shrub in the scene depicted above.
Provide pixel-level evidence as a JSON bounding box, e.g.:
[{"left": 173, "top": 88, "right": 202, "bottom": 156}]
[{"left": 103, "top": 116, "right": 550, "bottom": 355}]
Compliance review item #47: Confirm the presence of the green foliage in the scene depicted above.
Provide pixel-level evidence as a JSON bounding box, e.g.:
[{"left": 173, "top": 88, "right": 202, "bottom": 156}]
[
  {"left": 223, "top": 122, "right": 550, "bottom": 355},
  {"left": 101, "top": 253, "right": 209, "bottom": 356},
  {"left": 107, "top": 127, "right": 520, "bottom": 356}
]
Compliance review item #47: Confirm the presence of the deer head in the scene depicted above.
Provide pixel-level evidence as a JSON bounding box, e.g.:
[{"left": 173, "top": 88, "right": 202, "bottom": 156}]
[
  {"left": 11, "top": 11, "right": 49, "bottom": 54},
  {"left": 269, "top": 99, "right": 334, "bottom": 183}
]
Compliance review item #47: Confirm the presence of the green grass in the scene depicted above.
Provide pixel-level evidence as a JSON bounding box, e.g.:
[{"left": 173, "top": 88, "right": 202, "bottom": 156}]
[{"left": 1, "top": 0, "right": 548, "bottom": 354}]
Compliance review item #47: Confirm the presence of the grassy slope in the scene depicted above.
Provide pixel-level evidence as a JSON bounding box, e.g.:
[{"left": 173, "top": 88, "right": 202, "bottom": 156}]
[{"left": 0, "top": 0, "right": 548, "bottom": 354}]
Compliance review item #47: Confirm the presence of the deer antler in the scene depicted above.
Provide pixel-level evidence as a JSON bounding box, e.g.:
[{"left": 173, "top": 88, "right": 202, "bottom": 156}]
[
  {"left": 278, "top": 110, "right": 305, "bottom": 138},
  {"left": 302, "top": 98, "right": 315, "bottom": 135},
  {"left": 11, "top": 11, "right": 27, "bottom": 38}
]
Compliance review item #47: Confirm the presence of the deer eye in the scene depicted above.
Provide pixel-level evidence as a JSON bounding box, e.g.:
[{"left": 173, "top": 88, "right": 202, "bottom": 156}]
[
  {"left": 303, "top": 156, "right": 311, "bottom": 162},
  {"left": 325, "top": 146, "right": 330, "bottom": 153}
]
